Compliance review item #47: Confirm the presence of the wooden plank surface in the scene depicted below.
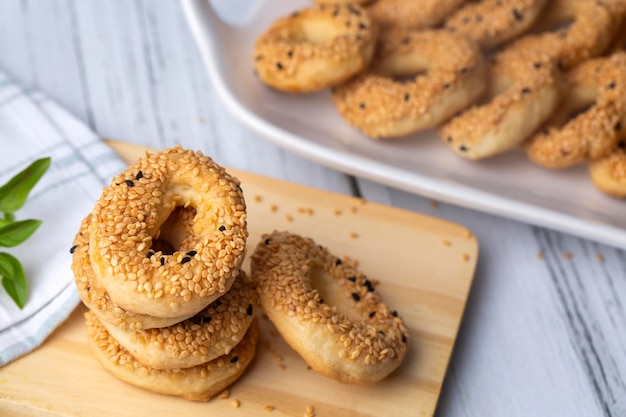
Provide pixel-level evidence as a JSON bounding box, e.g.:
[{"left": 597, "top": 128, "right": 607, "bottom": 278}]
[{"left": 0, "top": 141, "right": 477, "bottom": 417}]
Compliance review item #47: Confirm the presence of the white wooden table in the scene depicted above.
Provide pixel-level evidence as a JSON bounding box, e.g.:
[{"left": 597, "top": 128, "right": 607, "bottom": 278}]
[{"left": 1, "top": 1, "right": 625, "bottom": 416}]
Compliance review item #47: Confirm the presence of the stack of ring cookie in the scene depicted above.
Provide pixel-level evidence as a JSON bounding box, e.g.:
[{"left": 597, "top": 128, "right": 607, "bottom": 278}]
[
  {"left": 251, "top": 231, "right": 409, "bottom": 384},
  {"left": 71, "top": 147, "right": 259, "bottom": 401}
]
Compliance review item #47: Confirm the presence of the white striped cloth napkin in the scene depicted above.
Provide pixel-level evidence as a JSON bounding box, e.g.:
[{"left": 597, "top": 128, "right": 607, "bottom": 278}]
[{"left": 0, "top": 72, "right": 126, "bottom": 366}]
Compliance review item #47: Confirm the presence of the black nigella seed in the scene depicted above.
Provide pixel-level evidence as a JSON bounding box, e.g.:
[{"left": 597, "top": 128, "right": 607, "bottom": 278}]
[
  {"left": 521, "top": 87, "right": 531, "bottom": 95},
  {"left": 135, "top": 171, "right": 143, "bottom": 180},
  {"left": 356, "top": 34, "right": 362, "bottom": 41},
  {"left": 379, "top": 330, "right": 385, "bottom": 336},
  {"left": 402, "top": 334, "right": 407, "bottom": 343},
  {"left": 365, "top": 279, "right": 375, "bottom": 292},
  {"left": 181, "top": 256, "right": 191, "bottom": 264},
  {"left": 348, "top": 276, "right": 357, "bottom": 282},
  {"left": 369, "top": 311, "right": 376, "bottom": 318},
  {"left": 345, "top": 20, "right": 351, "bottom": 27},
  {"left": 202, "top": 316, "right": 212, "bottom": 324},
  {"left": 392, "top": 310, "right": 398, "bottom": 317},
  {"left": 319, "top": 299, "right": 324, "bottom": 304},
  {"left": 291, "top": 11, "right": 299, "bottom": 17},
  {"left": 246, "top": 304, "right": 253, "bottom": 316},
  {"left": 447, "top": 135, "right": 453, "bottom": 143},
  {"left": 443, "top": 82, "right": 451, "bottom": 89},
  {"left": 69, "top": 245, "right": 77, "bottom": 254},
  {"left": 230, "top": 356, "right": 239, "bottom": 363},
  {"left": 287, "top": 50, "right": 293, "bottom": 58},
  {"left": 147, "top": 251, "right": 155, "bottom": 259},
  {"left": 462, "top": 16, "right": 470, "bottom": 24},
  {"left": 352, "top": 292, "right": 361, "bottom": 302},
  {"left": 533, "top": 62, "right": 542, "bottom": 69},
  {"left": 618, "top": 141, "right": 626, "bottom": 149},
  {"left": 255, "top": 54, "right": 264, "bottom": 61},
  {"left": 460, "top": 67, "right": 468, "bottom": 75},
  {"left": 359, "top": 102, "right": 366, "bottom": 109},
  {"left": 160, "top": 257, "right": 165, "bottom": 266},
  {"left": 219, "top": 225, "right": 226, "bottom": 232},
  {"left": 359, "top": 22, "right": 367, "bottom": 30},
  {"left": 476, "top": 14, "right": 483, "bottom": 22},
  {"left": 607, "top": 81, "right": 616, "bottom": 90},
  {"left": 125, "top": 179, "right": 134, "bottom": 187},
  {"left": 404, "top": 93, "right": 410, "bottom": 102},
  {"left": 276, "top": 62, "right": 284, "bottom": 70},
  {"left": 332, "top": 8, "right": 339, "bottom": 17},
  {"left": 265, "top": 238, "right": 271, "bottom": 245},
  {"left": 215, "top": 300, "right": 222, "bottom": 307},
  {"left": 335, "top": 258, "right": 342, "bottom": 266},
  {"left": 512, "top": 8, "right": 523, "bottom": 21},
  {"left": 186, "top": 250, "right": 197, "bottom": 256},
  {"left": 448, "top": 26, "right": 456, "bottom": 33},
  {"left": 402, "top": 37, "right": 410, "bottom": 44},
  {"left": 615, "top": 122, "right": 622, "bottom": 131},
  {"left": 86, "top": 286, "right": 91, "bottom": 291},
  {"left": 347, "top": 4, "right": 361, "bottom": 15},
  {"left": 459, "top": 145, "right": 468, "bottom": 152}
]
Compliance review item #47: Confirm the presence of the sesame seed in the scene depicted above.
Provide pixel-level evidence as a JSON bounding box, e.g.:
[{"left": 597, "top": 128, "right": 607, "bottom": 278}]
[
  {"left": 563, "top": 252, "right": 573, "bottom": 260},
  {"left": 596, "top": 253, "right": 604, "bottom": 263},
  {"left": 231, "top": 399, "right": 240, "bottom": 408},
  {"left": 349, "top": 232, "right": 359, "bottom": 239},
  {"left": 264, "top": 405, "right": 275, "bottom": 412},
  {"left": 219, "top": 390, "right": 230, "bottom": 399},
  {"left": 253, "top": 194, "right": 262, "bottom": 202},
  {"left": 442, "top": 239, "right": 452, "bottom": 247},
  {"left": 461, "top": 253, "right": 470, "bottom": 262}
]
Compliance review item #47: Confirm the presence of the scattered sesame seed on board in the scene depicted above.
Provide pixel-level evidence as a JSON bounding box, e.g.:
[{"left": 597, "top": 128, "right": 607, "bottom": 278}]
[
  {"left": 285, "top": 214, "right": 294, "bottom": 223},
  {"left": 351, "top": 206, "right": 359, "bottom": 213},
  {"left": 442, "top": 239, "right": 452, "bottom": 247},
  {"left": 596, "top": 253, "right": 605, "bottom": 263},
  {"left": 253, "top": 194, "right": 263, "bottom": 203},
  {"left": 461, "top": 253, "right": 470, "bottom": 262},
  {"left": 264, "top": 405, "right": 276, "bottom": 412},
  {"left": 270, "top": 204, "right": 278, "bottom": 213},
  {"left": 333, "top": 209, "right": 342, "bottom": 216},
  {"left": 536, "top": 251, "right": 544, "bottom": 260},
  {"left": 465, "top": 230, "right": 473, "bottom": 239},
  {"left": 219, "top": 390, "right": 230, "bottom": 400},
  {"left": 231, "top": 399, "right": 241, "bottom": 408},
  {"left": 349, "top": 232, "right": 359, "bottom": 239},
  {"left": 563, "top": 252, "right": 573, "bottom": 260}
]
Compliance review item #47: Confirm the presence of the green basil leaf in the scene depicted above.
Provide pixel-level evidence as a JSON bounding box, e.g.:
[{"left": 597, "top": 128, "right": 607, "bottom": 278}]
[
  {"left": 0, "top": 157, "right": 51, "bottom": 213},
  {"left": 0, "top": 219, "right": 42, "bottom": 247},
  {"left": 0, "top": 252, "right": 27, "bottom": 309}
]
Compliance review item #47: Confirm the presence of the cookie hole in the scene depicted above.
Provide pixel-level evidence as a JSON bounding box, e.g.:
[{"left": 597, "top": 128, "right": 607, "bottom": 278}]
[
  {"left": 152, "top": 206, "right": 196, "bottom": 255},
  {"left": 309, "top": 265, "right": 362, "bottom": 322}
]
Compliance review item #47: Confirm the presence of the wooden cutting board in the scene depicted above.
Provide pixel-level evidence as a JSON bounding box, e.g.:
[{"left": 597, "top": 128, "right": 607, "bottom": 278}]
[{"left": 0, "top": 141, "right": 478, "bottom": 417}]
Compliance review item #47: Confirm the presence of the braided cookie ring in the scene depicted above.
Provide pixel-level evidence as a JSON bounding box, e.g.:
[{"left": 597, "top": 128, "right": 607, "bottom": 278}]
[
  {"left": 525, "top": 52, "right": 626, "bottom": 169},
  {"left": 507, "top": 0, "right": 618, "bottom": 70},
  {"left": 253, "top": 4, "right": 378, "bottom": 93},
  {"left": 367, "top": 0, "right": 468, "bottom": 29},
  {"left": 89, "top": 146, "right": 247, "bottom": 319},
  {"left": 73, "top": 215, "right": 195, "bottom": 330},
  {"left": 251, "top": 231, "right": 409, "bottom": 384},
  {"left": 86, "top": 312, "right": 259, "bottom": 401},
  {"left": 101, "top": 277, "right": 257, "bottom": 370},
  {"left": 589, "top": 144, "right": 626, "bottom": 198},
  {"left": 438, "top": 47, "right": 563, "bottom": 159},
  {"left": 443, "top": 0, "right": 547, "bottom": 49},
  {"left": 332, "top": 29, "right": 487, "bottom": 138}
]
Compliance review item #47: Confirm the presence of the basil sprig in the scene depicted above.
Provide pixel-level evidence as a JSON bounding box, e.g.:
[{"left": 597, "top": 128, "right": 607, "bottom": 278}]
[{"left": 0, "top": 157, "right": 50, "bottom": 308}]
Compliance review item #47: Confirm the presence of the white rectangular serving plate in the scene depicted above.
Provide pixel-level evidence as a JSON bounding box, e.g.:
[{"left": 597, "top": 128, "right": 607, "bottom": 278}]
[{"left": 181, "top": 0, "right": 626, "bottom": 249}]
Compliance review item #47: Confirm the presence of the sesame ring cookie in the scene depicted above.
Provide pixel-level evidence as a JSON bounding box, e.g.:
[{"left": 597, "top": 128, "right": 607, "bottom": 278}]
[
  {"left": 253, "top": 4, "right": 378, "bottom": 93},
  {"left": 73, "top": 215, "right": 196, "bottom": 330},
  {"left": 86, "top": 312, "right": 259, "bottom": 401},
  {"left": 101, "top": 276, "right": 257, "bottom": 370},
  {"left": 506, "top": 0, "right": 618, "bottom": 70},
  {"left": 589, "top": 144, "right": 626, "bottom": 198},
  {"left": 443, "top": 0, "right": 547, "bottom": 49},
  {"left": 251, "top": 231, "right": 409, "bottom": 384},
  {"left": 438, "top": 45, "right": 563, "bottom": 159},
  {"left": 525, "top": 52, "right": 626, "bottom": 169},
  {"left": 367, "top": 0, "right": 469, "bottom": 30},
  {"left": 89, "top": 146, "right": 247, "bottom": 319},
  {"left": 332, "top": 28, "right": 487, "bottom": 138}
]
